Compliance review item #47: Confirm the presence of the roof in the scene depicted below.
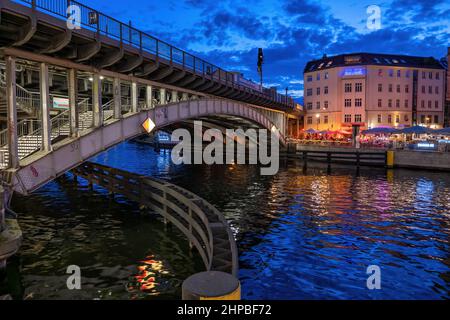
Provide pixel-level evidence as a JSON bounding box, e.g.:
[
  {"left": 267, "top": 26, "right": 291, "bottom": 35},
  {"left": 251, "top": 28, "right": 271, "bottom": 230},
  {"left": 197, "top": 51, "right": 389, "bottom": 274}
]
[{"left": 304, "top": 52, "right": 445, "bottom": 73}]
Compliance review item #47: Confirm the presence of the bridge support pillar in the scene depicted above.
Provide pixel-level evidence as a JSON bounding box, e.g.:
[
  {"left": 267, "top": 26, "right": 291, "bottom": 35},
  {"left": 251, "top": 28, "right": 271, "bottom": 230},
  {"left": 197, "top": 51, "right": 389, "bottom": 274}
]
[
  {"left": 113, "top": 77, "right": 121, "bottom": 119},
  {"left": 146, "top": 85, "right": 153, "bottom": 109},
  {"left": 131, "top": 81, "right": 138, "bottom": 113},
  {"left": 39, "top": 62, "right": 52, "bottom": 152},
  {"left": 171, "top": 90, "right": 178, "bottom": 103},
  {"left": 92, "top": 74, "right": 103, "bottom": 127},
  {"left": 160, "top": 88, "right": 166, "bottom": 105},
  {"left": 68, "top": 68, "right": 79, "bottom": 137},
  {"left": 182, "top": 92, "right": 189, "bottom": 101},
  {"left": 5, "top": 56, "right": 19, "bottom": 169}
]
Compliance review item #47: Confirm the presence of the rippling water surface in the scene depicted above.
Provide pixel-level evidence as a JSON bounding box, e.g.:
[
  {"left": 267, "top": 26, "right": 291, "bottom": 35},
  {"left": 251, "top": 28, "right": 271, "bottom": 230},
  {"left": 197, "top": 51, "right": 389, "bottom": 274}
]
[{"left": 7, "top": 141, "right": 450, "bottom": 299}]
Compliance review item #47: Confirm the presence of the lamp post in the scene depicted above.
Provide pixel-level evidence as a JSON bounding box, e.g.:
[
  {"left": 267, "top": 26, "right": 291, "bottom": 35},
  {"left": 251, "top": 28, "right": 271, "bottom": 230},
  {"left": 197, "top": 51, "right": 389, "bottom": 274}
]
[{"left": 316, "top": 113, "right": 320, "bottom": 130}]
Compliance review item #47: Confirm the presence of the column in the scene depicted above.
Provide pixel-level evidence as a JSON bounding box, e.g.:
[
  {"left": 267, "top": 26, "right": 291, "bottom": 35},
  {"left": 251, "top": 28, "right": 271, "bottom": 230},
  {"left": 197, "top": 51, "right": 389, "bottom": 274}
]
[
  {"left": 146, "top": 85, "right": 153, "bottom": 109},
  {"left": 68, "top": 69, "right": 79, "bottom": 137},
  {"left": 5, "top": 56, "right": 19, "bottom": 169},
  {"left": 92, "top": 73, "right": 102, "bottom": 127},
  {"left": 160, "top": 88, "right": 166, "bottom": 105},
  {"left": 172, "top": 90, "right": 178, "bottom": 103},
  {"left": 40, "top": 62, "right": 52, "bottom": 152},
  {"left": 113, "top": 77, "right": 121, "bottom": 119},
  {"left": 131, "top": 81, "right": 138, "bottom": 113},
  {"left": 182, "top": 92, "right": 189, "bottom": 101}
]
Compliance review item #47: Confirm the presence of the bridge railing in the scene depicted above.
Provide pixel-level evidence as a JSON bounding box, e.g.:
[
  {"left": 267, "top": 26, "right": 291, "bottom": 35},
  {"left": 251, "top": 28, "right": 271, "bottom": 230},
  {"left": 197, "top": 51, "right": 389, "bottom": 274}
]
[
  {"left": 73, "top": 162, "right": 238, "bottom": 276},
  {"left": 13, "top": 0, "right": 295, "bottom": 108}
]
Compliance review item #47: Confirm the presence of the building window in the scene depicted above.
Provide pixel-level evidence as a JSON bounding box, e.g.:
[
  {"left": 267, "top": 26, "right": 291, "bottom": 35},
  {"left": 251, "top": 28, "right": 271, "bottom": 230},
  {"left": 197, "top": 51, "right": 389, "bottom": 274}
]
[
  {"left": 388, "top": 115, "right": 392, "bottom": 123},
  {"left": 405, "top": 85, "right": 409, "bottom": 93},
  {"left": 434, "top": 115, "right": 439, "bottom": 124},
  {"left": 307, "top": 116, "right": 312, "bottom": 124},
  {"left": 324, "top": 116, "right": 328, "bottom": 124},
  {"left": 388, "top": 99, "right": 392, "bottom": 108},
  {"left": 405, "top": 70, "right": 410, "bottom": 78},
  {"left": 355, "top": 98, "right": 362, "bottom": 107},
  {"left": 404, "top": 100, "right": 408, "bottom": 108},
  {"left": 344, "top": 114, "right": 352, "bottom": 123},
  {"left": 307, "top": 75, "right": 313, "bottom": 82},
  {"left": 428, "top": 86, "right": 432, "bottom": 94},
  {"left": 397, "top": 70, "right": 401, "bottom": 77},
  {"left": 344, "top": 99, "right": 352, "bottom": 107},
  {"left": 345, "top": 83, "right": 352, "bottom": 93},
  {"left": 354, "top": 114, "right": 362, "bottom": 123},
  {"left": 389, "top": 69, "right": 394, "bottom": 77},
  {"left": 404, "top": 114, "right": 409, "bottom": 122},
  {"left": 421, "top": 100, "right": 425, "bottom": 108},
  {"left": 421, "top": 115, "right": 425, "bottom": 123},
  {"left": 316, "top": 102, "right": 321, "bottom": 109},
  {"left": 317, "top": 116, "right": 320, "bottom": 124},
  {"left": 435, "top": 101, "right": 439, "bottom": 109},
  {"left": 428, "top": 100, "right": 432, "bottom": 109},
  {"left": 427, "top": 115, "right": 432, "bottom": 124},
  {"left": 389, "top": 84, "right": 393, "bottom": 92},
  {"left": 324, "top": 101, "right": 329, "bottom": 109},
  {"left": 436, "top": 72, "right": 440, "bottom": 80},
  {"left": 396, "top": 99, "right": 400, "bottom": 108},
  {"left": 324, "top": 86, "right": 329, "bottom": 94},
  {"left": 355, "top": 83, "right": 363, "bottom": 92},
  {"left": 377, "top": 114, "right": 382, "bottom": 123},
  {"left": 317, "top": 73, "right": 321, "bottom": 80},
  {"left": 317, "top": 87, "right": 321, "bottom": 95},
  {"left": 378, "top": 99, "right": 382, "bottom": 107},
  {"left": 324, "top": 72, "right": 329, "bottom": 79},
  {"left": 422, "top": 71, "right": 426, "bottom": 79},
  {"left": 421, "top": 85, "right": 425, "bottom": 94},
  {"left": 378, "top": 83, "right": 382, "bottom": 92},
  {"left": 307, "top": 102, "right": 312, "bottom": 110},
  {"left": 395, "top": 114, "right": 399, "bottom": 123},
  {"left": 435, "top": 86, "right": 439, "bottom": 94},
  {"left": 396, "top": 84, "right": 401, "bottom": 93},
  {"left": 307, "top": 88, "right": 313, "bottom": 96},
  {"left": 378, "top": 69, "right": 383, "bottom": 77},
  {"left": 429, "top": 72, "right": 432, "bottom": 79}
]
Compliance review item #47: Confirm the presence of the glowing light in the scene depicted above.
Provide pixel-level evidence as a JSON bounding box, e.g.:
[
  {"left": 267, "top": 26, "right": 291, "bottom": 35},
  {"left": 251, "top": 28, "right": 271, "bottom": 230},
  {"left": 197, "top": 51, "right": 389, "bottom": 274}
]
[{"left": 142, "top": 118, "right": 156, "bottom": 133}]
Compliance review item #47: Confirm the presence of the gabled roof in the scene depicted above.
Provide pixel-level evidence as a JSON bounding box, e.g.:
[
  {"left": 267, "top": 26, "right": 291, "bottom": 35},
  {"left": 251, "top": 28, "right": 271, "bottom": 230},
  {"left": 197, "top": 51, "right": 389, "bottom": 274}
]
[{"left": 304, "top": 52, "right": 445, "bottom": 73}]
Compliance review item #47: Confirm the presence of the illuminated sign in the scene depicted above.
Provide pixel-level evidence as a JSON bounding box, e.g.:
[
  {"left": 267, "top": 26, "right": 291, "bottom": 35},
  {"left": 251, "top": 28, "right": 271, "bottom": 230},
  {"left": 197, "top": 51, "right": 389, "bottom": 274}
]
[
  {"left": 417, "top": 142, "right": 435, "bottom": 149},
  {"left": 342, "top": 68, "right": 365, "bottom": 77},
  {"left": 53, "top": 97, "right": 69, "bottom": 109},
  {"left": 142, "top": 118, "right": 156, "bottom": 133}
]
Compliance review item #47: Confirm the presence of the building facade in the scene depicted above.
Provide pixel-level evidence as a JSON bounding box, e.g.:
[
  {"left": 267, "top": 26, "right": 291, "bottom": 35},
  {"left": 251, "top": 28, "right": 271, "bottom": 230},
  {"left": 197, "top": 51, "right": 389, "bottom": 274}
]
[{"left": 303, "top": 53, "right": 446, "bottom": 132}]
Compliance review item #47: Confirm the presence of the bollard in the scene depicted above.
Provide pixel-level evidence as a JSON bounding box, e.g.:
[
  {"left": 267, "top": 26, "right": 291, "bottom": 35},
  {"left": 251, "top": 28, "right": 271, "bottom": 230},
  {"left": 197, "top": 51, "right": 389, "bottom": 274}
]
[
  {"left": 386, "top": 150, "right": 395, "bottom": 169},
  {"left": 182, "top": 271, "right": 240, "bottom": 300}
]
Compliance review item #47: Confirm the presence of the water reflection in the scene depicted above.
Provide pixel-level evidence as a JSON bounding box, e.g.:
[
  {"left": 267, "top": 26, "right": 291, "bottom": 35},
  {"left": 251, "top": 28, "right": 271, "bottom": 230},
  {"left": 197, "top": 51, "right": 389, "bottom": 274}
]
[{"left": 7, "top": 141, "right": 450, "bottom": 300}]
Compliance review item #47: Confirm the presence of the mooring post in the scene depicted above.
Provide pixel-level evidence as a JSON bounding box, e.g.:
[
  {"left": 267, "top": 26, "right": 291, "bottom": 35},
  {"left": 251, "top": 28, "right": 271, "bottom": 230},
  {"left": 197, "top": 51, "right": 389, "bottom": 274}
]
[{"left": 182, "top": 271, "right": 241, "bottom": 300}]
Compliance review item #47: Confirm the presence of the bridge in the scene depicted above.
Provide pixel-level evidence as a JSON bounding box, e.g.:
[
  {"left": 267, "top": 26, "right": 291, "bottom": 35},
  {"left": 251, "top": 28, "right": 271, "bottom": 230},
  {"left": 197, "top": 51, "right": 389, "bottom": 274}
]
[{"left": 0, "top": 0, "right": 302, "bottom": 293}]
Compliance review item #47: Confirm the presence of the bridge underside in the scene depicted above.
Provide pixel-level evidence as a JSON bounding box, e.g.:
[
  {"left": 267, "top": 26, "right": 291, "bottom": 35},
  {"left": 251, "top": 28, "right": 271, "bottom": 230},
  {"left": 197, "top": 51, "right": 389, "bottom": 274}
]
[{"left": 0, "top": 0, "right": 295, "bottom": 111}]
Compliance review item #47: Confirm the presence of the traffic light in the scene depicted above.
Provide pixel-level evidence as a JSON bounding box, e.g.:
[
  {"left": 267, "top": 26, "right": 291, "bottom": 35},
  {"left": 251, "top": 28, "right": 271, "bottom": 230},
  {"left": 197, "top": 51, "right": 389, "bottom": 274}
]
[{"left": 257, "top": 48, "right": 264, "bottom": 73}]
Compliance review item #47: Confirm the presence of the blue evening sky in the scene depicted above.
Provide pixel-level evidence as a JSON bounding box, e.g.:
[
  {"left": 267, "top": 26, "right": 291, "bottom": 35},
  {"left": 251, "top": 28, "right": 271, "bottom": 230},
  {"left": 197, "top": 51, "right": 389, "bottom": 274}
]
[{"left": 85, "top": 0, "right": 449, "bottom": 100}]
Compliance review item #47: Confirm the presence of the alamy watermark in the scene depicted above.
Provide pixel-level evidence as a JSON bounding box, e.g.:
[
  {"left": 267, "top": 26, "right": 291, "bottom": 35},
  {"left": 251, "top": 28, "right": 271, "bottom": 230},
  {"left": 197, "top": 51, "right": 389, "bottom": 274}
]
[
  {"left": 66, "top": 265, "right": 81, "bottom": 290},
  {"left": 170, "top": 121, "right": 280, "bottom": 176},
  {"left": 366, "top": 5, "right": 382, "bottom": 30},
  {"left": 366, "top": 265, "right": 381, "bottom": 290}
]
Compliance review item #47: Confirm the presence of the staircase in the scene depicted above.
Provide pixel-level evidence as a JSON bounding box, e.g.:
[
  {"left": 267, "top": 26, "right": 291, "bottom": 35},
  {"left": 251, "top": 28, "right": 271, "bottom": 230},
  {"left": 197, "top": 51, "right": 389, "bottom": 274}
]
[
  {"left": 0, "top": 72, "right": 39, "bottom": 117},
  {"left": 0, "top": 100, "right": 114, "bottom": 169}
]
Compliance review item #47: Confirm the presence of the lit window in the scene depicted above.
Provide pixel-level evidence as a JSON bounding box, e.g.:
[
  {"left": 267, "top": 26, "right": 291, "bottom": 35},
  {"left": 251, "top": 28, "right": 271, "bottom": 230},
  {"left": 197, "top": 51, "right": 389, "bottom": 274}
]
[{"left": 324, "top": 72, "right": 329, "bottom": 79}]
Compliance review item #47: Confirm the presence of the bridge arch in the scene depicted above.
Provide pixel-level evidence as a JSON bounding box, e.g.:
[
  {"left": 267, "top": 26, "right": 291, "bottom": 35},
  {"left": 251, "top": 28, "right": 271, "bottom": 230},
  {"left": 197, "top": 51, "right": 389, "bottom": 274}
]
[{"left": 8, "top": 98, "right": 285, "bottom": 195}]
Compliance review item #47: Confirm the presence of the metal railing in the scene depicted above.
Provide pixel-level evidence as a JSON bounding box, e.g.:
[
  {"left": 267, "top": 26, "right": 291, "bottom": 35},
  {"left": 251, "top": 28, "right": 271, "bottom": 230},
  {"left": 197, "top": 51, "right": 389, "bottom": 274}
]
[
  {"left": 13, "top": 0, "right": 296, "bottom": 108},
  {"left": 0, "top": 71, "right": 40, "bottom": 114}
]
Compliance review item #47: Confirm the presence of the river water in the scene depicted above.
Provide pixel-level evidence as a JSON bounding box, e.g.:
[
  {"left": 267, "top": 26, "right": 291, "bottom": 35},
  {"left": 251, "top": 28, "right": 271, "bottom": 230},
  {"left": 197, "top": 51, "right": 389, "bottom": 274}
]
[{"left": 4, "top": 141, "right": 450, "bottom": 299}]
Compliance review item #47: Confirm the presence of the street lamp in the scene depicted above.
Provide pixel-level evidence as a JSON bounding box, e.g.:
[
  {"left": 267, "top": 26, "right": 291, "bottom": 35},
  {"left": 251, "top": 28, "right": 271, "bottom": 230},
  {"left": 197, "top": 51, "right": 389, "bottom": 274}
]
[{"left": 316, "top": 114, "right": 320, "bottom": 130}]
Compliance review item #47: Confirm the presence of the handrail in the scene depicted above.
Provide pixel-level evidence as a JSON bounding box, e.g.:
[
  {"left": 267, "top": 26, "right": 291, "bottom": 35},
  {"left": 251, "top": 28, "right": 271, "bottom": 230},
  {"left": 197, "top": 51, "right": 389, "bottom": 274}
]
[
  {"left": 73, "top": 162, "right": 239, "bottom": 276},
  {"left": 0, "top": 71, "right": 39, "bottom": 114},
  {"left": 12, "top": 0, "right": 295, "bottom": 108}
]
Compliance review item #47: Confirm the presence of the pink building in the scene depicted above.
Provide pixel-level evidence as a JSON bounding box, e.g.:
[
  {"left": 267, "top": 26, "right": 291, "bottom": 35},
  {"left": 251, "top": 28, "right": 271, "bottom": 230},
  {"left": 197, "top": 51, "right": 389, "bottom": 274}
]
[{"left": 303, "top": 53, "right": 446, "bottom": 132}]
